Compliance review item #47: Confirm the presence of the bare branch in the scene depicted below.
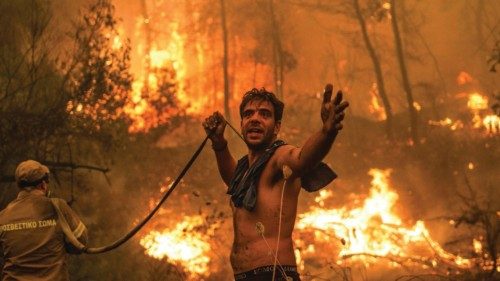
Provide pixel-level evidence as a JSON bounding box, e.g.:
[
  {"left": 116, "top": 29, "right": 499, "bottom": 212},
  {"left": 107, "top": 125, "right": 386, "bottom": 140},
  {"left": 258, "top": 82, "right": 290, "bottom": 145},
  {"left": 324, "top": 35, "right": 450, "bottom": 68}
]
[
  {"left": 42, "top": 161, "right": 109, "bottom": 173},
  {"left": 395, "top": 274, "right": 451, "bottom": 281},
  {"left": 0, "top": 176, "right": 15, "bottom": 183}
]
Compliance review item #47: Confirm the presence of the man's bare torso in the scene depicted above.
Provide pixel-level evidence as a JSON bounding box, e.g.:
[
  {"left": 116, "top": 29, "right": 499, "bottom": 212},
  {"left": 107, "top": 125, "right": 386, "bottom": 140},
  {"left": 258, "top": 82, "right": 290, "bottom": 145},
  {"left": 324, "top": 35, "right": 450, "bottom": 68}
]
[{"left": 230, "top": 147, "right": 302, "bottom": 273}]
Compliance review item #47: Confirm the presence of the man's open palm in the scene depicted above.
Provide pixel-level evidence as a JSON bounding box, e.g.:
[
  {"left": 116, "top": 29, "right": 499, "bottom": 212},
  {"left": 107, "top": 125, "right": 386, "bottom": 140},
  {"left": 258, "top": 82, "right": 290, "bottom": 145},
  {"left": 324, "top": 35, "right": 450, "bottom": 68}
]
[{"left": 321, "top": 84, "right": 349, "bottom": 136}]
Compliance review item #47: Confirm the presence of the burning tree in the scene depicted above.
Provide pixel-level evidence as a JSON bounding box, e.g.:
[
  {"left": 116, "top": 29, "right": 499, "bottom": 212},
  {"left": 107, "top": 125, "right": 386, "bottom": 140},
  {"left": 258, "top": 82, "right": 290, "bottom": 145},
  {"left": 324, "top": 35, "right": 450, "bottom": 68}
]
[
  {"left": 488, "top": 40, "right": 500, "bottom": 73},
  {"left": 0, "top": 0, "right": 136, "bottom": 205},
  {"left": 352, "top": 0, "right": 394, "bottom": 140},
  {"left": 66, "top": 0, "right": 184, "bottom": 135},
  {"left": 0, "top": 0, "right": 115, "bottom": 207},
  {"left": 451, "top": 176, "right": 499, "bottom": 280},
  {"left": 119, "top": 0, "right": 185, "bottom": 134},
  {"left": 66, "top": 0, "right": 133, "bottom": 131}
]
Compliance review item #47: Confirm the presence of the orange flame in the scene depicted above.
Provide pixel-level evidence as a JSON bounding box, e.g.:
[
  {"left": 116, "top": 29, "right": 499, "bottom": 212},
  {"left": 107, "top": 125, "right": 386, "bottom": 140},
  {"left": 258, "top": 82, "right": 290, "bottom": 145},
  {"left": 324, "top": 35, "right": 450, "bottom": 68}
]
[
  {"left": 457, "top": 71, "right": 473, "bottom": 85},
  {"left": 295, "top": 169, "right": 478, "bottom": 271},
  {"left": 431, "top": 92, "right": 498, "bottom": 135},
  {"left": 123, "top": 20, "right": 207, "bottom": 133},
  {"left": 465, "top": 92, "right": 500, "bottom": 134},
  {"left": 368, "top": 83, "right": 387, "bottom": 121},
  {"left": 467, "top": 92, "right": 489, "bottom": 111},
  {"left": 428, "top": 118, "right": 464, "bottom": 130},
  {"left": 139, "top": 215, "right": 211, "bottom": 278},
  {"left": 413, "top": 101, "right": 422, "bottom": 111},
  {"left": 124, "top": 24, "right": 186, "bottom": 133},
  {"left": 482, "top": 114, "right": 500, "bottom": 134},
  {"left": 140, "top": 169, "right": 498, "bottom": 277}
]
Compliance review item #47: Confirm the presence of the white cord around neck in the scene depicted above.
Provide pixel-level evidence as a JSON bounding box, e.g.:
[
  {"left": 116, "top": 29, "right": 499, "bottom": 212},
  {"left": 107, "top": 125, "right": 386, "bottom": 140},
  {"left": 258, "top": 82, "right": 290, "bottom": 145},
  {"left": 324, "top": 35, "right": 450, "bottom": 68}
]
[{"left": 272, "top": 165, "right": 292, "bottom": 281}]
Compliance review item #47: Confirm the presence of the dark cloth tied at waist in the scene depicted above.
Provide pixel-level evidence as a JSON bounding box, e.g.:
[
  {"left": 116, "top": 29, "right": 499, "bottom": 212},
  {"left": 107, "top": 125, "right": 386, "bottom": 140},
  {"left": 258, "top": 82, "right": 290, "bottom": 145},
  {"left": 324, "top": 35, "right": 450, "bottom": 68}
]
[{"left": 227, "top": 140, "right": 337, "bottom": 211}]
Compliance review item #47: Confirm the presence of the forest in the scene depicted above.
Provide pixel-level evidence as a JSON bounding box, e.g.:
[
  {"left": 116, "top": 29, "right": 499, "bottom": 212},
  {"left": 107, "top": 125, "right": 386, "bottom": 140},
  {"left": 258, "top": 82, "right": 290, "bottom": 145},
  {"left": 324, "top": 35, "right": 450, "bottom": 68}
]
[{"left": 0, "top": 0, "right": 498, "bottom": 280}]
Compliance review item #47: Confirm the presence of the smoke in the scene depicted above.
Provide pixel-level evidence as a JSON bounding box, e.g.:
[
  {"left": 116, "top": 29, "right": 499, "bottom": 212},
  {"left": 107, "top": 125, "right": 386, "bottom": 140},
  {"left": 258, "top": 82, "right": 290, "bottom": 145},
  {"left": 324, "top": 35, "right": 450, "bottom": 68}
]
[{"left": 2, "top": 0, "right": 498, "bottom": 280}]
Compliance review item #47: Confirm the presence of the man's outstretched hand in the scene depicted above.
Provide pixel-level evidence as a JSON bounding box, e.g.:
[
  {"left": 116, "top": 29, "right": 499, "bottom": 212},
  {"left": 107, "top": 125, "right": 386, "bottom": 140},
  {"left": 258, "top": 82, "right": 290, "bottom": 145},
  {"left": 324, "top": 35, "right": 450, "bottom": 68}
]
[{"left": 321, "top": 84, "right": 349, "bottom": 137}]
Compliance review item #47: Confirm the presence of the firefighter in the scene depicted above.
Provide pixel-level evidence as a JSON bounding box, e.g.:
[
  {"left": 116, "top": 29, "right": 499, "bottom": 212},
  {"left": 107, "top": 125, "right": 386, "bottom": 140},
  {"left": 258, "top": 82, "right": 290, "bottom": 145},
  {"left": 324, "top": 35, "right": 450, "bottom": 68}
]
[{"left": 0, "top": 160, "right": 87, "bottom": 280}]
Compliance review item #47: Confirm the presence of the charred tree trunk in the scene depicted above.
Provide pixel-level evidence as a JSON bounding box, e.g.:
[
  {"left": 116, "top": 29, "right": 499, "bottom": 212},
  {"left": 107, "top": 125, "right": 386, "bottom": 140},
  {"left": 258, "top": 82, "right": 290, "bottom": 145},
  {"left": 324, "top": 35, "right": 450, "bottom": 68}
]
[
  {"left": 220, "top": 0, "right": 231, "bottom": 121},
  {"left": 140, "top": 0, "right": 151, "bottom": 94},
  {"left": 475, "top": 0, "right": 485, "bottom": 52},
  {"left": 268, "top": 0, "right": 284, "bottom": 100},
  {"left": 390, "top": 0, "right": 418, "bottom": 144},
  {"left": 353, "top": 0, "right": 393, "bottom": 140}
]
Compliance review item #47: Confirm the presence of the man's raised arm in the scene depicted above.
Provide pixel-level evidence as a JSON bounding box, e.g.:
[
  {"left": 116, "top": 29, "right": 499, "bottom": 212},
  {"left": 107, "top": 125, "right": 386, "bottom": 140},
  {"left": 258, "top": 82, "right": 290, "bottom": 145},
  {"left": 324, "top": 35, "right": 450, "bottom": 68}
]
[
  {"left": 277, "top": 84, "right": 349, "bottom": 175},
  {"left": 203, "top": 111, "right": 237, "bottom": 187}
]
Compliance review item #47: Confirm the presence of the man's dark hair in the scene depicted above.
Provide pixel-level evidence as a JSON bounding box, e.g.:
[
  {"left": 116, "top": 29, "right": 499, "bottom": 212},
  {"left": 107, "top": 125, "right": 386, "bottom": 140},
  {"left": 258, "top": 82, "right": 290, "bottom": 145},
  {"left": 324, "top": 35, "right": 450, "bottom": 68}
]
[{"left": 239, "top": 88, "right": 284, "bottom": 121}]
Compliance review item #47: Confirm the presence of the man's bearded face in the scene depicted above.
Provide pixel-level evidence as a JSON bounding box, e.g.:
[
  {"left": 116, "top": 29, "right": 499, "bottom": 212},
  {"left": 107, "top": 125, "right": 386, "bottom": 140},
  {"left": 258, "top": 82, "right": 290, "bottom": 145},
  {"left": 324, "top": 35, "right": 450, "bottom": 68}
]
[{"left": 241, "top": 99, "right": 280, "bottom": 151}]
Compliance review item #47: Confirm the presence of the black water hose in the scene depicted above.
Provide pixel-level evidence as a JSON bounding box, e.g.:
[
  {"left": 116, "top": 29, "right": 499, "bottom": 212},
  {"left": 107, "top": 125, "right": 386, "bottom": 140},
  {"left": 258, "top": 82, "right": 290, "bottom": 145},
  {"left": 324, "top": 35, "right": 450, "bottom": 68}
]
[{"left": 84, "top": 135, "right": 210, "bottom": 254}]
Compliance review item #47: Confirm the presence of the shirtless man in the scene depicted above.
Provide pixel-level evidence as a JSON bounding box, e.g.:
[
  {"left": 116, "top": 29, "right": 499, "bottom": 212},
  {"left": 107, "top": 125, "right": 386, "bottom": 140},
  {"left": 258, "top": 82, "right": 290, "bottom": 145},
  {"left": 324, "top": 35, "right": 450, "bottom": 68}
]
[{"left": 203, "top": 85, "right": 348, "bottom": 281}]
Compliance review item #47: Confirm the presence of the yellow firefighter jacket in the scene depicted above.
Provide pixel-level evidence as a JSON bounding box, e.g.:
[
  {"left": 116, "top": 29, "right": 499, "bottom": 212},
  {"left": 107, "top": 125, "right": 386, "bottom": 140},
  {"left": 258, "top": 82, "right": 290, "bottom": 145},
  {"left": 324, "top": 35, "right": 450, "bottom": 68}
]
[{"left": 0, "top": 190, "right": 87, "bottom": 281}]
